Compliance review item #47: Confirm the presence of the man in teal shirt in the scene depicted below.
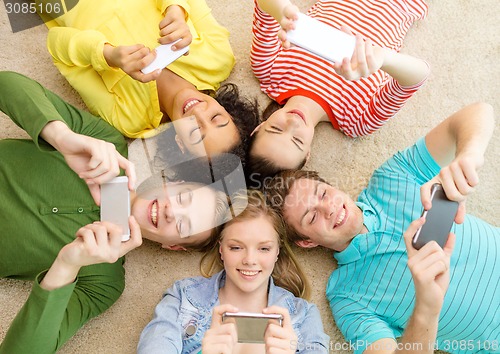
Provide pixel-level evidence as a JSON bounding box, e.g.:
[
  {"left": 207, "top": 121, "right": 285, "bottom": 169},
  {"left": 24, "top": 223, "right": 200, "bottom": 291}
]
[
  {"left": 265, "top": 102, "right": 499, "bottom": 353},
  {"left": 0, "top": 71, "right": 228, "bottom": 353}
]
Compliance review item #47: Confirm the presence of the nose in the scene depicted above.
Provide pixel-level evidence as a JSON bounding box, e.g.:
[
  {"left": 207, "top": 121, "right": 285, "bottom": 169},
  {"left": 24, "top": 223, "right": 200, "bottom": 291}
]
[
  {"left": 285, "top": 114, "right": 301, "bottom": 130},
  {"left": 191, "top": 104, "right": 210, "bottom": 127},
  {"left": 164, "top": 198, "right": 175, "bottom": 223},
  {"left": 318, "top": 197, "right": 335, "bottom": 219},
  {"left": 242, "top": 249, "right": 257, "bottom": 265}
]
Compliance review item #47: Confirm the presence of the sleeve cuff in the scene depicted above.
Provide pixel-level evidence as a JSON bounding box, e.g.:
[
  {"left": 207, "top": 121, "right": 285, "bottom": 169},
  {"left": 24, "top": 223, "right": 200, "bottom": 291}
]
[{"left": 33, "top": 270, "right": 77, "bottom": 301}]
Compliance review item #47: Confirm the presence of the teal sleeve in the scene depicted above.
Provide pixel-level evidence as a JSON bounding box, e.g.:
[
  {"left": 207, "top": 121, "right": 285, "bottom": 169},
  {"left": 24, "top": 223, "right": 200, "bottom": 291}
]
[
  {"left": 0, "top": 262, "right": 125, "bottom": 354},
  {"left": 0, "top": 71, "right": 127, "bottom": 156}
]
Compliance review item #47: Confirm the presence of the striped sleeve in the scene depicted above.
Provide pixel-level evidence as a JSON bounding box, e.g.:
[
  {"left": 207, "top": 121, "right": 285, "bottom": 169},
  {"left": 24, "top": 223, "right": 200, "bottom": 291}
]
[
  {"left": 250, "top": 0, "right": 282, "bottom": 87},
  {"left": 342, "top": 74, "right": 429, "bottom": 138}
]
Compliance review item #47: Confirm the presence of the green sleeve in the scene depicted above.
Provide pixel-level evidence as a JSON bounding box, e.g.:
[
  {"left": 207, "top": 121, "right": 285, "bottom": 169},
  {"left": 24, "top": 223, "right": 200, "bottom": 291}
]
[
  {"left": 0, "top": 71, "right": 126, "bottom": 156},
  {"left": 0, "top": 262, "right": 125, "bottom": 354}
]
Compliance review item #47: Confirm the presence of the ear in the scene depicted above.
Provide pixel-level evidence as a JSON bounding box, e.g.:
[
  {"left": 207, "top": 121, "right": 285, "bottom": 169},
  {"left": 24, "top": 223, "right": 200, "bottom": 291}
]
[
  {"left": 250, "top": 122, "right": 265, "bottom": 137},
  {"left": 163, "top": 244, "right": 187, "bottom": 251},
  {"left": 295, "top": 239, "right": 318, "bottom": 248},
  {"left": 174, "top": 134, "right": 186, "bottom": 154},
  {"left": 219, "top": 243, "right": 223, "bottom": 261}
]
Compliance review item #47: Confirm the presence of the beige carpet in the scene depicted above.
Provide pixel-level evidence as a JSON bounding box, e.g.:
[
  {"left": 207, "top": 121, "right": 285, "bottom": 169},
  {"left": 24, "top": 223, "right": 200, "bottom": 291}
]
[{"left": 0, "top": 0, "right": 498, "bottom": 353}]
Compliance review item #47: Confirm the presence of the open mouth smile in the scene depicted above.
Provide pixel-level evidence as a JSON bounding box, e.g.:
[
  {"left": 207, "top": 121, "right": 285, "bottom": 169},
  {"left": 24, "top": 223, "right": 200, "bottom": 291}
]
[
  {"left": 333, "top": 206, "right": 347, "bottom": 229},
  {"left": 183, "top": 99, "right": 201, "bottom": 114},
  {"left": 238, "top": 269, "right": 261, "bottom": 277},
  {"left": 150, "top": 199, "right": 159, "bottom": 228}
]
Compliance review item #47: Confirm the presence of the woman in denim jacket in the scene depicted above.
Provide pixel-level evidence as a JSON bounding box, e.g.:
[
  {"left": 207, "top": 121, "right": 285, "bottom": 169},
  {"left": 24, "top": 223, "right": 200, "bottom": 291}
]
[{"left": 138, "top": 189, "right": 330, "bottom": 353}]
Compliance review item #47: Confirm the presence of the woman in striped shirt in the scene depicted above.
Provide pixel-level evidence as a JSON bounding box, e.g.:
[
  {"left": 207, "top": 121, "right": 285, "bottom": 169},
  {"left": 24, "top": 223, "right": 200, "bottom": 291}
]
[{"left": 247, "top": 0, "right": 430, "bottom": 185}]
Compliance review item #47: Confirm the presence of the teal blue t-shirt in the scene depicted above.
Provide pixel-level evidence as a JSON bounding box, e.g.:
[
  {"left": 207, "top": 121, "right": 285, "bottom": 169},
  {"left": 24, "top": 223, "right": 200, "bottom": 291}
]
[{"left": 327, "top": 137, "right": 500, "bottom": 354}]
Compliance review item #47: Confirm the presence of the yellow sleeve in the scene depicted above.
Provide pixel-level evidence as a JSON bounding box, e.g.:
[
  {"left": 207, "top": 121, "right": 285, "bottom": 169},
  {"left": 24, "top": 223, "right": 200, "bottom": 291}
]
[
  {"left": 156, "top": 0, "right": 191, "bottom": 16},
  {"left": 166, "top": 0, "right": 235, "bottom": 91},
  {"left": 47, "top": 27, "right": 113, "bottom": 73}
]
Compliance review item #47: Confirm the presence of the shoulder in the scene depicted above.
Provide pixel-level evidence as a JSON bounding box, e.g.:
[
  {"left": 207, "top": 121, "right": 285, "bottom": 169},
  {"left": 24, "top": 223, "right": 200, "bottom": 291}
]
[
  {"left": 166, "top": 273, "right": 220, "bottom": 308},
  {"left": 271, "top": 285, "right": 318, "bottom": 318}
]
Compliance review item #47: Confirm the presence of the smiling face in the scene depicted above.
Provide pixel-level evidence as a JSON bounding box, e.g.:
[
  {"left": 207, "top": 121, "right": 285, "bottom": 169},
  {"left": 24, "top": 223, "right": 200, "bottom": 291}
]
[
  {"left": 251, "top": 107, "right": 314, "bottom": 170},
  {"left": 171, "top": 89, "right": 240, "bottom": 157},
  {"left": 131, "top": 181, "right": 219, "bottom": 250},
  {"left": 282, "top": 178, "right": 365, "bottom": 251},
  {"left": 219, "top": 215, "right": 279, "bottom": 297}
]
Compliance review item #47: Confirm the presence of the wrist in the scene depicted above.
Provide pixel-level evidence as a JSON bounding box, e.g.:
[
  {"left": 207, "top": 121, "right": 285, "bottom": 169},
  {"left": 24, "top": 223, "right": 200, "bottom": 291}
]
[
  {"left": 380, "top": 47, "right": 396, "bottom": 71},
  {"left": 166, "top": 4, "right": 187, "bottom": 20},
  {"left": 40, "top": 120, "right": 72, "bottom": 151},
  {"left": 103, "top": 43, "right": 116, "bottom": 67},
  {"left": 40, "top": 255, "right": 81, "bottom": 291},
  {"left": 414, "top": 299, "right": 442, "bottom": 319}
]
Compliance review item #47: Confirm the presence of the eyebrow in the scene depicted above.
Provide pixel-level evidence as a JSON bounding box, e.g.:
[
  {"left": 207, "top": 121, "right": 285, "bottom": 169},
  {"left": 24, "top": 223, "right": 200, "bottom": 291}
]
[
  {"left": 300, "top": 182, "right": 319, "bottom": 226},
  {"left": 264, "top": 128, "right": 304, "bottom": 152}
]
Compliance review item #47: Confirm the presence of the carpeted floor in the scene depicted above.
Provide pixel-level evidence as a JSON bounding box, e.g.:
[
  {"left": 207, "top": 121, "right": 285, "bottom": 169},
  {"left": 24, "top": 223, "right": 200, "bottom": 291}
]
[{"left": 0, "top": 0, "right": 498, "bottom": 353}]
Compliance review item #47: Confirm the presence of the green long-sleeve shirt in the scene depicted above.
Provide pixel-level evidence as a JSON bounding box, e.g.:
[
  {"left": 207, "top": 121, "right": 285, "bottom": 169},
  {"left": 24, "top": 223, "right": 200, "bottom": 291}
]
[{"left": 0, "top": 71, "right": 128, "bottom": 353}]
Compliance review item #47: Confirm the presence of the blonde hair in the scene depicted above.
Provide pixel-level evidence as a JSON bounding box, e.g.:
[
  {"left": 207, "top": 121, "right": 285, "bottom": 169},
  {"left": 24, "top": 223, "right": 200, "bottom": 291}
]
[{"left": 200, "top": 189, "right": 311, "bottom": 299}]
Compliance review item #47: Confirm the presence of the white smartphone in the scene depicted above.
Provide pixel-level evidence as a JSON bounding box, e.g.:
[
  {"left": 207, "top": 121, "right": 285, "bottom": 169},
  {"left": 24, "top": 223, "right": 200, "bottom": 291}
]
[
  {"left": 286, "top": 13, "right": 356, "bottom": 63},
  {"left": 222, "top": 312, "right": 283, "bottom": 344},
  {"left": 412, "top": 184, "right": 459, "bottom": 250},
  {"left": 141, "top": 40, "right": 189, "bottom": 74},
  {"left": 100, "top": 176, "right": 130, "bottom": 242}
]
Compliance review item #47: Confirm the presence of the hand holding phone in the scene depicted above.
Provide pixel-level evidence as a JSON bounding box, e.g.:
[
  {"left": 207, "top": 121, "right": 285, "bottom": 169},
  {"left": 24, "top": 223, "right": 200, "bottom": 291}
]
[
  {"left": 141, "top": 40, "right": 189, "bottom": 74},
  {"left": 100, "top": 176, "right": 131, "bottom": 241},
  {"left": 286, "top": 13, "right": 356, "bottom": 63},
  {"left": 412, "top": 183, "right": 459, "bottom": 250},
  {"left": 222, "top": 312, "right": 283, "bottom": 344}
]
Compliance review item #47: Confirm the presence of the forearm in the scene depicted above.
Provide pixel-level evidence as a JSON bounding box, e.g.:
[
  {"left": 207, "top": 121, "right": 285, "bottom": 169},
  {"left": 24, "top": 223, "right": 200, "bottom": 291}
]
[
  {"left": 396, "top": 308, "right": 439, "bottom": 353},
  {"left": 381, "top": 49, "right": 430, "bottom": 87},
  {"left": 426, "top": 102, "right": 495, "bottom": 166},
  {"left": 0, "top": 272, "right": 76, "bottom": 354},
  {"left": 39, "top": 120, "right": 74, "bottom": 152},
  {"left": 40, "top": 256, "right": 81, "bottom": 291},
  {"left": 47, "top": 27, "right": 111, "bottom": 72},
  {"left": 450, "top": 102, "right": 495, "bottom": 159},
  {"left": 257, "top": 0, "right": 293, "bottom": 22}
]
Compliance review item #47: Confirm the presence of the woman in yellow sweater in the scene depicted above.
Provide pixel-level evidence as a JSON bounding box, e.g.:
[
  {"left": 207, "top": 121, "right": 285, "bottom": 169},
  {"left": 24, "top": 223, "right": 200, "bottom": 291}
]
[{"left": 43, "top": 0, "right": 258, "bottom": 161}]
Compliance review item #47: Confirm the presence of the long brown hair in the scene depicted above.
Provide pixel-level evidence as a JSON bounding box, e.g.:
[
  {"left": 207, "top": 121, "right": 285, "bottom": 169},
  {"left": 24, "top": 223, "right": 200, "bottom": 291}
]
[{"left": 200, "top": 189, "right": 311, "bottom": 299}]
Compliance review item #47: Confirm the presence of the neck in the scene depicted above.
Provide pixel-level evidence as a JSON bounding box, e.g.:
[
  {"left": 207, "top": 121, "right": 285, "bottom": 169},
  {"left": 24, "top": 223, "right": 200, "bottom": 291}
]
[
  {"left": 219, "top": 280, "right": 269, "bottom": 312},
  {"left": 285, "top": 95, "right": 328, "bottom": 126},
  {"left": 155, "top": 69, "right": 196, "bottom": 119}
]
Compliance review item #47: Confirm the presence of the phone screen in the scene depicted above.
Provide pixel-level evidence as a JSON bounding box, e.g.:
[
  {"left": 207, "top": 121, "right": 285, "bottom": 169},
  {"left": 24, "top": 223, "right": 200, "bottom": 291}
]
[
  {"left": 100, "top": 176, "right": 130, "bottom": 241},
  {"left": 412, "top": 184, "right": 458, "bottom": 250},
  {"left": 222, "top": 312, "right": 283, "bottom": 343}
]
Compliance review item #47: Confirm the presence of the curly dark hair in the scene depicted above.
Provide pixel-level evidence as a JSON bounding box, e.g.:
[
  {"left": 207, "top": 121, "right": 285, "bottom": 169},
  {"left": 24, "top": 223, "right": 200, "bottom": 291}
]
[{"left": 213, "top": 83, "right": 260, "bottom": 170}]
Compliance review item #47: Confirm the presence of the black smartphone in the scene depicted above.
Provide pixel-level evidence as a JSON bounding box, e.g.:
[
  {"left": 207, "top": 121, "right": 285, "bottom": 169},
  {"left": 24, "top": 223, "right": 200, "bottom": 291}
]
[
  {"left": 412, "top": 183, "right": 459, "bottom": 250},
  {"left": 222, "top": 312, "right": 283, "bottom": 344},
  {"left": 100, "top": 176, "right": 130, "bottom": 241}
]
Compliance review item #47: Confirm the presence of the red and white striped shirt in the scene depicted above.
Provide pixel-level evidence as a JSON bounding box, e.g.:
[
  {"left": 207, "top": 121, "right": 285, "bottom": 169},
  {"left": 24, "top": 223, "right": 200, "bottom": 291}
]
[{"left": 251, "top": 0, "right": 428, "bottom": 137}]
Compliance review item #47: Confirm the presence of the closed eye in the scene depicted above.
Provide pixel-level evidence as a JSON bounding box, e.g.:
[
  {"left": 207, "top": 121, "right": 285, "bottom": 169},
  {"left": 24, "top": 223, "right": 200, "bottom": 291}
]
[
  {"left": 189, "top": 127, "right": 203, "bottom": 144},
  {"left": 309, "top": 211, "right": 317, "bottom": 225}
]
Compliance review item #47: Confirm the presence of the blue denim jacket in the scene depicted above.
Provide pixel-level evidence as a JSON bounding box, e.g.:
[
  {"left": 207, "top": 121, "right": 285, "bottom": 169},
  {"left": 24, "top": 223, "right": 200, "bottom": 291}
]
[{"left": 137, "top": 271, "right": 330, "bottom": 354}]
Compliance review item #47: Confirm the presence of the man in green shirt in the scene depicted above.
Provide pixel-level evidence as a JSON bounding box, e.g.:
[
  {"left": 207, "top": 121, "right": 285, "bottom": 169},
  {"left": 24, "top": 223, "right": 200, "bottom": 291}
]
[{"left": 0, "top": 71, "right": 227, "bottom": 353}]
